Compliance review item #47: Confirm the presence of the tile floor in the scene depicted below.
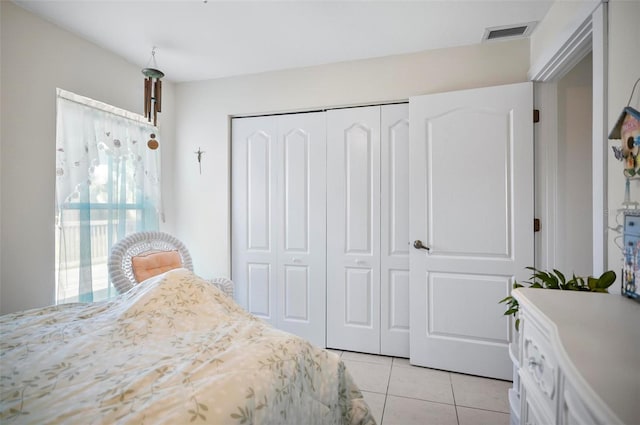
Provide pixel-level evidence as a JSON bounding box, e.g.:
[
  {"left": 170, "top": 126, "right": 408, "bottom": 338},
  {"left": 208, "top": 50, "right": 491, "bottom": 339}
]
[{"left": 328, "top": 350, "right": 512, "bottom": 425}]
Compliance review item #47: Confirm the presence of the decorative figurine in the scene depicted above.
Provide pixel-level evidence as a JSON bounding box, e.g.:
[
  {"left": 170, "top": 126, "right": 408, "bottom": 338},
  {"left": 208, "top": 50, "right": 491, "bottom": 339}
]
[{"left": 195, "top": 147, "right": 205, "bottom": 174}]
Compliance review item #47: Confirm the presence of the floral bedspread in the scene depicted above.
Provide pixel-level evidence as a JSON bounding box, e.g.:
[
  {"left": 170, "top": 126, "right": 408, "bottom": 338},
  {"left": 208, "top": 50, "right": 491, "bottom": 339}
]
[{"left": 0, "top": 269, "right": 375, "bottom": 424}]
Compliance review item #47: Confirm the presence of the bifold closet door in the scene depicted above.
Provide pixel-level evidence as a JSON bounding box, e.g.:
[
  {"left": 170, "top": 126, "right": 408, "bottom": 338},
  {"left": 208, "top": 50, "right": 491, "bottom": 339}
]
[
  {"left": 275, "top": 113, "right": 326, "bottom": 348},
  {"left": 326, "top": 106, "right": 381, "bottom": 354},
  {"left": 232, "top": 113, "right": 326, "bottom": 347},
  {"left": 380, "top": 104, "right": 410, "bottom": 357},
  {"left": 232, "top": 116, "right": 278, "bottom": 325}
]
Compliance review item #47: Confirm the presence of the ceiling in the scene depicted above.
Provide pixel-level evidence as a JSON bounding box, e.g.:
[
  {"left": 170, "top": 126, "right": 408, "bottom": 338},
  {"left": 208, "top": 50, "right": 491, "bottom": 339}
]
[{"left": 13, "top": 0, "right": 554, "bottom": 83}]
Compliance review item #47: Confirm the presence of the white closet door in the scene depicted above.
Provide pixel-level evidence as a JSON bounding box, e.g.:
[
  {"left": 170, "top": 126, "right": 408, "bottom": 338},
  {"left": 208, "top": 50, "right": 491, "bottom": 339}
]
[
  {"left": 231, "top": 116, "right": 278, "bottom": 325},
  {"left": 380, "top": 104, "right": 410, "bottom": 358},
  {"left": 275, "top": 112, "right": 326, "bottom": 347},
  {"left": 327, "top": 106, "right": 381, "bottom": 354}
]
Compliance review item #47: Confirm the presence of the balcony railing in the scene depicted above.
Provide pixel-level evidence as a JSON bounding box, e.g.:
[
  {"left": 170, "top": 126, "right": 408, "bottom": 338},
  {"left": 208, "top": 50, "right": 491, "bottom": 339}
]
[{"left": 55, "top": 219, "right": 115, "bottom": 303}]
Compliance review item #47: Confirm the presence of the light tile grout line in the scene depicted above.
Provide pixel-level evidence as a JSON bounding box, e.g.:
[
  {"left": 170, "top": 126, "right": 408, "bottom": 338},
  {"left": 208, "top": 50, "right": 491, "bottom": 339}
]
[
  {"left": 383, "top": 394, "right": 457, "bottom": 408},
  {"left": 449, "top": 372, "right": 460, "bottom": 425},
  {"left": 378, "top": 359, "right": 395, "bottom": 425},
  {"left": 455, "top": 405, "right": 511, "bottom": 415}
]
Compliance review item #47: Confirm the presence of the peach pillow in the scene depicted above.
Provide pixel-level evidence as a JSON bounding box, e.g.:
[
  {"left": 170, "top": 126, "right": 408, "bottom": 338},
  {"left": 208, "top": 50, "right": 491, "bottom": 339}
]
[{"left": 131, "top": 250, "right": 182, "bottom": 283}]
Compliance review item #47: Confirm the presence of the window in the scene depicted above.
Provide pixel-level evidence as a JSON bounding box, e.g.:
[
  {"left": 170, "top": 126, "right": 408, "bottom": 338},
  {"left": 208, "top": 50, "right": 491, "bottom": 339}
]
[{"left": 55, "top": 89, "right": 162, "bottom": 303}]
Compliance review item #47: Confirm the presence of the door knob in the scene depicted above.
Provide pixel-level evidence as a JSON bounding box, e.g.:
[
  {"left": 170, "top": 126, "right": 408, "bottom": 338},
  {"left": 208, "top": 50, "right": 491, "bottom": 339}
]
[{"left": 413, "top": 240, "right": 430, "bottom": 251}]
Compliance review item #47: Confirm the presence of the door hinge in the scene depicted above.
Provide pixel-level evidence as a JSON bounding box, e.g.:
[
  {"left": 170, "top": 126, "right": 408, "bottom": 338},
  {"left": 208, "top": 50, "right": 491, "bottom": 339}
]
[
  {"left": 533, "top": 109, "right": 540, "bottom": 123},
  {"left": 534, "top": 218, "right": 541, "bottom": 232}
]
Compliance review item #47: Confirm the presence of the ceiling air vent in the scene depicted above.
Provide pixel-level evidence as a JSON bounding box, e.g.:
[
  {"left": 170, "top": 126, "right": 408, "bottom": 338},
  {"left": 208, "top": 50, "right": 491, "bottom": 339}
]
[{"left": 482, "top": 22, "right": 537, "bottom": 42}]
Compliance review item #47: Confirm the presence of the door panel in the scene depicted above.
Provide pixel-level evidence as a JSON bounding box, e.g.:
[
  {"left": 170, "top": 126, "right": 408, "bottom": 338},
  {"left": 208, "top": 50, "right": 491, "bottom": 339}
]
[
  {"left": 283, "top": 129, "right": 309, "bottom": 252},
  {"left": 428, "top": 109, "right": 510, "bottom": 257},
  {"left": 345, "top": 268, "right": 373, "bottom": 326},
  {"left": 247, "top": 132, "right": 272, "bottom": 251},
  {"left": 247, "top": 263, "right": 272, "bottom": 319},
  {"left": 345, "top": 124, "right": 374, "bottom": 254},
  {"left": 387, "top": 269, "right": 410, "bottom": 328},
  {"left": 327, "top": 106, "right": 381, "bottom": 354},
  {"left": 276, "top": 112, "right": 326, "bottom": 347},
  {"left": 409, "top": 83, "right": 533, "bottom": 379},
  {"left": 428, "top": 272, "right": 510, "bottom": 342},
  {"left": 381, "top": 103, "right": 410, "bottom": 357},
  {"left": 283, "top": 265, "right": 309, "bottom": 320},
  {"left": 232, "top": 117, "right": 277, "bottom": 325}
]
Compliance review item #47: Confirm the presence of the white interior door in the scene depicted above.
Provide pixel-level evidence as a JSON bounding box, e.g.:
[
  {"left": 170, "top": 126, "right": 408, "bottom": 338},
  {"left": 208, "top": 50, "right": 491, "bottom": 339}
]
[
  {"left": 409, "top": 83, "right": 533, "bottom": 379},
  {"left": 327, "top": 106, "right": 381, "bottom": 354},
  {"left": 275, "top": 112, "right": 326, "bottom": 347},
  {"left": 231, "top": 116, "right": 278, "bottom": 325},
  {"left": 380, "top": 104, "right": 410, "bottom": 358}
]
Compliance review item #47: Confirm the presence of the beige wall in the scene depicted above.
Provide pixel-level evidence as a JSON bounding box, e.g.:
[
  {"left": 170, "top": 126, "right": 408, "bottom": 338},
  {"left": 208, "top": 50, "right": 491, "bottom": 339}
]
[
  {"left": 0, "top": 2, "right": 176, "bottom": 314},
  {"left": 3, "top": 0, "right": 635, "bottom": 312},
  {"left": 607, "top": 0, "right": 640, "bottom": 280},
  {"left": 174, "top": 39, "right": 531, "bottom": 280}
]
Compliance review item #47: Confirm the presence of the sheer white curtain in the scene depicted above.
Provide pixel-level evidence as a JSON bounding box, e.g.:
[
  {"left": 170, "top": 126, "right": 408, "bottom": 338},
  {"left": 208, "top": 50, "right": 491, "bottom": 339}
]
[{"left": 55, "top": 89, "right": 162, "bottom": 303}]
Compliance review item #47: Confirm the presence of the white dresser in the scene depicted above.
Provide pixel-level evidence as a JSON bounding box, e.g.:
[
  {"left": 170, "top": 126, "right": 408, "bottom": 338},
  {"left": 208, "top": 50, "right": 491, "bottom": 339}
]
[{"left": 512, "top": 288, "right": 640, "bottom": 425}]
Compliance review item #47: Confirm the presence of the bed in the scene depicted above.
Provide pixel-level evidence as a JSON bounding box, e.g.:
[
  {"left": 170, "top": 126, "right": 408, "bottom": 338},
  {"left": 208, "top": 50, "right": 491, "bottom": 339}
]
[{"left": 0, "top": 268, "right": 375, "bottom": 424}]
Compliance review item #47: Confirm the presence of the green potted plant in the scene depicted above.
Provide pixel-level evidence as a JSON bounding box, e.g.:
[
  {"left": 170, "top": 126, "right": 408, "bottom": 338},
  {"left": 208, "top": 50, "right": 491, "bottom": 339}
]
[{"left": 500, "top": 267, "right": 617, "bottom": 331}]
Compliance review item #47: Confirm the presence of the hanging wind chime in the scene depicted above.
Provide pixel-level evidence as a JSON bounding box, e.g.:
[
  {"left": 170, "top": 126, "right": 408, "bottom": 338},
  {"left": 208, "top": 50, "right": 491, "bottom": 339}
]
[{"left": 142, "top": 47, "right": 164, "bottom": 127}]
